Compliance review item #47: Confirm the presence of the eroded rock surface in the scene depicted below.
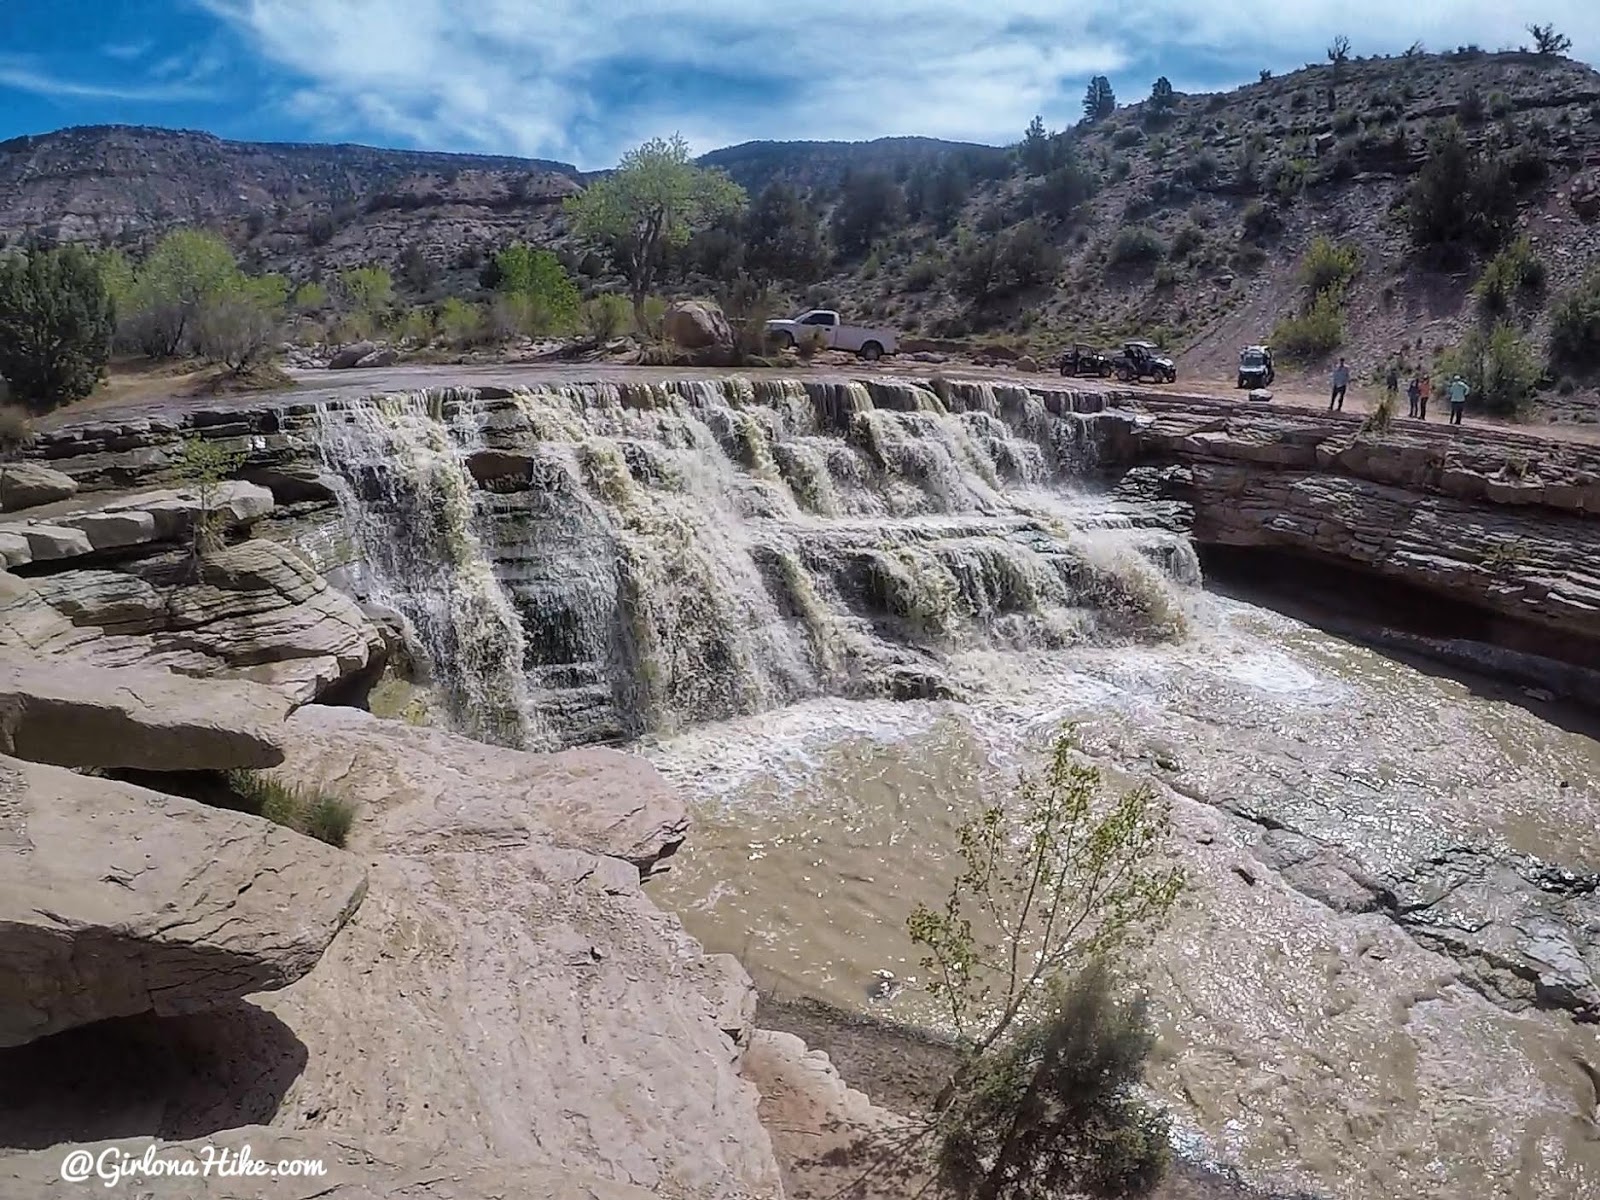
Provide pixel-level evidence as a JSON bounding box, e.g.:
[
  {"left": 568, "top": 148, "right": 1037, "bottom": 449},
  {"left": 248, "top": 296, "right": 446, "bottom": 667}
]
[
  {"left": 266, "top": 705, "right": 687, "bottom": 871},
  {"left": 0, "top": 657, "right": 290, "bottom": 770},
  {"left": 0, "top": 462, "right": 76, "bottom": 512},
  {"left": 0, "top": 755, "right": 367, "bottom": 1048},
  {"left": 0, "top": 482, "right": 274, "bottom": 568}
]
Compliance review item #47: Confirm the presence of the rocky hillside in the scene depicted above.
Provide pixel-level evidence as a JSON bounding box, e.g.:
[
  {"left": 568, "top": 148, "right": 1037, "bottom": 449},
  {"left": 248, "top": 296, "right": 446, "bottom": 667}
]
[{"left": 5, "top": 49, "right": 1600, "bottom": 414}]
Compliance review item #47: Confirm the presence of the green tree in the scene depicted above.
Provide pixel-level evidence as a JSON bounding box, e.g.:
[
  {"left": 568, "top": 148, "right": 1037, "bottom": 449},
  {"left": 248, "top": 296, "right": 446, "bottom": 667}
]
[
  {"left": 1445, "top": 321, "right": 1540, "bottom": 414},
  {"left": 1148, "top": 77, "right": 1176, "bottom": 115},
  {"left": 1550, "top": 270, "right": 1600, "bottom": 368},
  {"left": 173, "top": 435, "right": 247, "bottom": 561},
  {"left": 436, "top": 296, "right": 483, "bottom": 347},
  {"left": 493, "top": 242, "right": 580, "bottom": 332},
  {"left": 339, "top": 265, "right": 395, "bottom": 318},
  {"left": 830, "top": 169, "right": 905, "bottom": 258},
  {"left": 195, "top": 274, "right": 288, "bottom": 373},
  {"left": 126, "top": 229, "right": 238, "bottom": 358},
  {"left": 0, "top": 244, "right": 115, "bottom": 411},
  {"left": 1405, "top": 121, "right": 1517, "bottom": 254},
  {"left": 743, "top": 182, "right": 828, "bottom": 285},
  {"left": 1083, "top": 76, "right": 1116, "bottom": 123},
  {"left": 293, "top": 281, "right": 329, "bottom": 312},
  {"left": 905, "top": 727, "right": 1184, "bottom": 1199},
  {"left": 1021, "top": 115, "right": 1053, "bottom": 177},
  {"left": 564, "top": 134, "right": 745, "bottom": 330}
]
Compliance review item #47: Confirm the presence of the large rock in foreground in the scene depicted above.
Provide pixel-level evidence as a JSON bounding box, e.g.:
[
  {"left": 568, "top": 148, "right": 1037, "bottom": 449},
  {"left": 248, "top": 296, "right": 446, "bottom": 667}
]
[
  {"left": 0, "top": 658, "right": 291, "bottom": 770},
  {"left": 664, "top": 300, "right": 733, "bottom": 350},
  {"left": 269, "top": 706, "right": 688, "bottom": 871},
  {"left": 0, "top": 755, "right": 367, "bottom": 1048}
]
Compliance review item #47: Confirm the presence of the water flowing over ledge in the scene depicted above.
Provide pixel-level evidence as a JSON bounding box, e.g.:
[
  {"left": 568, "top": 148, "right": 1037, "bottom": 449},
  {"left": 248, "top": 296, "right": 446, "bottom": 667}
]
[{"left": 305, "top": 377, "right": 1195, "bottom": 749}]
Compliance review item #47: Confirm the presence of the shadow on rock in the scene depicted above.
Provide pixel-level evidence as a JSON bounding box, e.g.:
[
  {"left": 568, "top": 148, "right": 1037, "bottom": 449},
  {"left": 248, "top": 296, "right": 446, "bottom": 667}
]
[{"left": 0, "top": 1002, "right": 306, "bottom": 1149}]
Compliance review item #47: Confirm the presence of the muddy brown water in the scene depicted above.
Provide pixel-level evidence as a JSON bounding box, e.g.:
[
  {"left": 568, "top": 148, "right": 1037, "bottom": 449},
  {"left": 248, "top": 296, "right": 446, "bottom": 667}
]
[{"left": 649, "top": 590, "right": 1600, "bottom": 1200}]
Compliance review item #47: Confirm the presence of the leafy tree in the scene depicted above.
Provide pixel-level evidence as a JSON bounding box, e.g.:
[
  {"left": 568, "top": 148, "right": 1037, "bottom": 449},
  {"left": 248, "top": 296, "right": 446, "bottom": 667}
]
[
  {"left": 1148, "top": 77, "right": 1176, "bottom": 115},
  {"left": 565, "top": 134, "right": 745, "bottom": 330},
  {"left": 125, "top": 229, "right": 238, "bottom": 358},
  {"left": 173, "top": 435, "right": 247, "bottom": 560},
  {"left": 1474, "top": 235, "right": 1545, "bottom": 318},
  {"left": 1021, "top": 116, "right": 1053, "bottom": 177},
  {"left": 0, "top": 244, "right": 115, "bottom": 411},
  {"left": 1444, "top": 321, "right": 1540, "bottom": 414},
  {"left": 1405, "top": 122, "right": 1517, "bottom": 254},
  {"left": 339, "top": 265, "right": 395, "bottom": 318},
  {"left": 436, "top": 296, "right": 483, "bottom": 347},
  {"left": 195, "top": 274, "right": 287, "bottom": 373},
  {"left": 493, "top": 242, "right": 579, "bottom": 331},
  {"left": 905, "top": 727, "right": 1184, "bottom": 1199},
  {"left": 743, "top": 182, "right": 828, "bottom": 285},
  {"left": 831, "top": 169, "right": 905, "bottom": 258},
  {"left": 293, "top": 281, "right": 329, "bottom": 312},
  {"left": 582, "top": 293, "right": 632, "bottom": 342},
  {"left": 1527, "top": 23, "right": 1572, "bottom": 56},
  {"left": 925, "top": 158, "right": 972, "bottom": 232},
  {"left": 1549, "top": 270, "right": 1600, "bottom": 368},
  {"left": 1083, "top": 76, "right": 1116, "bottom": 123}
]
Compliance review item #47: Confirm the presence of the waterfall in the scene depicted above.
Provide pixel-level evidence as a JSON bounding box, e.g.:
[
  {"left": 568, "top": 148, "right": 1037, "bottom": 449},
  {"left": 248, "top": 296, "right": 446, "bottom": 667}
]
[{"left": 305, "top": 378, "right": 1198, "bottom": 749}]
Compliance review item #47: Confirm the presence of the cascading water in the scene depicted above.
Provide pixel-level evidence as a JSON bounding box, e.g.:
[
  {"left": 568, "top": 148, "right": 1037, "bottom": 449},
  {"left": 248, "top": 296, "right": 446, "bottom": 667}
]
[{"left": 307, "top": 376, "right": 1191, "bottom": 748}]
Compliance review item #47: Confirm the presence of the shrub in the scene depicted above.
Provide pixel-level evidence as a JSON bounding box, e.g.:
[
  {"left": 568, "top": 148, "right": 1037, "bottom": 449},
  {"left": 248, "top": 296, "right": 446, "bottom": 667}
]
[
  {"left": 293, "top": 281, "right": 329, "bottom": 312},
  {"left": 0, "top": 244, "right": 114, "bottom": 411},
  {"left": 1474, "top": 236, "right": 1545, "bottom": 317},
  {"left": 1112, "top": 126, "right": 1144, "bottom": 149},
  {"left": 493, "top": 242, "right": 579, "bottom": 331},
  {"left": 224, "top": 769, "right": 355, "bottom": 848},
  {"left": 1240, "top": 201, "right": 1283, "bottom": 241},
  {"left": 1458, "top": 87, "right": 1487, "bottom": 124},
  {"left": 908, "top": 726, "right": 1183, "bottom": 1200},
  {"left": 1300, "top": 237, "right": 1360, "bottom": 297},
  {"left": 339, "top": 265, "right": 395, "bottom": 318},
  {"left": 437, "top": 296, "right": 483, "bottom": 346},
  {"left": 1108, "top": 225, "right": 1165, "bottom": 266},
  {"left": 583, "top": 293, "right": 632, "bottom": 342},
  {"left": 1332, "top": 110, "right": 1359, "bottom": 134},
  {"left": 194, "top": 275, "right": 287, "bottom": 373},
  {"left": 906, "top": 254, "right": 943, "bottom": 292},
  {"left": 1549, "top": 270, "right": 1600, "bottom": 368},
  {"left": 796, "top": 327, "right": 827, "bottom": 361},
  {"left": 1273, "top": 290, "right": 1345, "bottom": 360},
  {"left": 1405, "top": 122, "right": 1517, "bottom": 253},
  {"left": 1170, "top": 224, "right": 1204, "bottom": 259},
  {"left": 1444, "top": 321, "right": 1540, "bottom": 414}
]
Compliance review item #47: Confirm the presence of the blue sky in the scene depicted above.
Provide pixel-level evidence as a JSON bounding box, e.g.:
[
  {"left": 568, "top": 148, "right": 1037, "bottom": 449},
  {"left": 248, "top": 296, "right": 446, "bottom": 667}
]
[{"left": 2, "top": 1, "right": 1597, "bottom": 170}]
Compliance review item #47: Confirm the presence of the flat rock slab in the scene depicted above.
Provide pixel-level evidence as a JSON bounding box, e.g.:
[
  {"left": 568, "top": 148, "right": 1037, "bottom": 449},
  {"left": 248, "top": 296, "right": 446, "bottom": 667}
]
[
  {"left": 271, "top": 706, "right": 689, "bottom": 871},
  {"left": 0, "top": 755, "right": 367, "bottom": 1048},
  {"left": 0, "top": 658, "right": 291, "bottom": 770},
  {"left": 0, "top": 481, "right": 274, "bottom": 568}
]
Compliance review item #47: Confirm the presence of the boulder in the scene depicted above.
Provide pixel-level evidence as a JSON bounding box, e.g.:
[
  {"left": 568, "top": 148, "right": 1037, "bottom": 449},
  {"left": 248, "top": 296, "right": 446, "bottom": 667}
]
[
  {"left": 0, "top": 754, "right": 367, "bottom": 1048},
  {"left": 664, "top": 300, "right": 733, "bottom": 351},
  {"left": 354, "top": 348, "right": 399, "bottom": 369},
  {"left": 0, "top": 482, "right": 274, "bottom": 568},
  {"left": 0, "top": 658, "right": 291, "bottom": 770},
  {"left": 0, "top": 462, "right": 77, "bottom": 512},
  {"left": 1571, "top": 170, "right": 1600, "bottom": 221},
  {"left": 327, "top": 340, "right": 378, "bottom": 369},
  {"left": 1016, "top": 354, "right": 1040, "bottom": 373},
  {"left": 267, "top": 705, "right": 688, "bottom": 871}
]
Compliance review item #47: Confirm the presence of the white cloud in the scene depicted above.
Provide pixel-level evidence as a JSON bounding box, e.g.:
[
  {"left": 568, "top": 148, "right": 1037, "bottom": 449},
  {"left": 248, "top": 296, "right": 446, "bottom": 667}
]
[
  {"left": 0, "top": 55, "right": 218, "bottom": 102},
  {"left": 197, "top": 0, "right": 1600, "bottom": 167},
  {"left": 101, "top": 41, "right": 154, "bottom": 61}
]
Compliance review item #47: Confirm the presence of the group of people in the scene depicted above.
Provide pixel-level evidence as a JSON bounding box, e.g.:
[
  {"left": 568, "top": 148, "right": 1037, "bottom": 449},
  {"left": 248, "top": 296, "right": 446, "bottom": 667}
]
[{"left": 1328, "top": 358, "right": 1470, "bottom": 426}]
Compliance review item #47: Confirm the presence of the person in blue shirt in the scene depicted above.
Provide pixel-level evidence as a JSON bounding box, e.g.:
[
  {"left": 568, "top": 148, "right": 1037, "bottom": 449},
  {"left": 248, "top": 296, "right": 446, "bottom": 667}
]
[
  {"left": 1447, "top": 375, "right": 1470, "bottom": 425},
  {"left": 1328, "top": 358, "right": 1349, "bottom": 411}
]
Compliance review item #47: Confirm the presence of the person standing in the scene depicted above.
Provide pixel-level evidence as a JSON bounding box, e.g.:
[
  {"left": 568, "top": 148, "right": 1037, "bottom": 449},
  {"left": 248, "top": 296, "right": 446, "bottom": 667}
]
[
  {"left": 1447, "top": 374, "right": 1470, "bottom": 425},
  {"left": 1418, "top": 373, "right": 1432, "bottom": 420},
  {"left": 1407, "top": 375, "right": 1422, "bottom": 418},
  {"left": 1329, "top": 357, "right": 1349, "bottom": 411},
  {"left": 1386, "top": 364, "right": 1400, "bottom": 404}
]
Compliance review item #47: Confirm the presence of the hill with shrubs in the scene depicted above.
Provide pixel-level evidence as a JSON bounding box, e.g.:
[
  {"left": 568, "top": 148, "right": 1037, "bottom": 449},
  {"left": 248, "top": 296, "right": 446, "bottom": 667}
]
[{"left": 4, "top": 36, "right": 1600, "bottom": 421}]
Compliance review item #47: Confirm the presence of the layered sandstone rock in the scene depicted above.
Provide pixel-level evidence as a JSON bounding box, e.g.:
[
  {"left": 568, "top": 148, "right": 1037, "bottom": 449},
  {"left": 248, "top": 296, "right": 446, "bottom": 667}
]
[
  {"left": 0, "top": 462, "right": 76, "bottom": 512},
  {"left": 0, "top": 540, "right": 386, "bottom": 702},
  {"left": 0, "top": 755, "right": 367, "bottom": 1048},
  {"left": 0, "top": 657, "right": 291, "bottom": 770}
]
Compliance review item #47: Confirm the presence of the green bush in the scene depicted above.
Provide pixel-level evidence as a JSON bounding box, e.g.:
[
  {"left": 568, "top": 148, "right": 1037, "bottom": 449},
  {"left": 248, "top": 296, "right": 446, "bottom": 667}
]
[
  {"left": 1474, "top": 236, "right": 1545, "bottom": 317},
  {"left": 906, "top": 254, "right": 944, "bottom": 292},
  {"left": 1112, "top": 126, "right": 1144, "bottom": 149},
  {"left": 1300, "top": 237, "right": 1360, "bottom": 298},
  {"left": 1458, "top": 87, "right": 1487, "bottom": 123},
  {"left": 1240, "top": 201, "right": 1283, "bottom": 241},
  {"left": 1272, "top": 291, "right": 1345, "bottom": 360},
  {"left": 1332, "top": 110, "right": 1359, "bottom": 134},
  {"left": 224, "top": 770, "right": 355, "bottom": 848},
  {"left": 1443, "top": 322, "right": 1540, "bottom": 414},
  {"left": 583, "top": 293, "right": 632, "bottom": 341},
  {"left": 1170, "top": 224, "right": 1204, "bottom": 259},
  {"left": 1549, "top": 270, "right": 1600, "bottom": 368},
  {"left": 493, "top": 242, "right": 580, "bottom": 331},
  {"left": 1405, "top": 122, "right": 1517, "bottom": 254},
  {"left": 0, "top": 244, "right": 114, "bottom": 411},
  {"left": 1108, "top": 225, "right": 1165, "bottom": 266}
]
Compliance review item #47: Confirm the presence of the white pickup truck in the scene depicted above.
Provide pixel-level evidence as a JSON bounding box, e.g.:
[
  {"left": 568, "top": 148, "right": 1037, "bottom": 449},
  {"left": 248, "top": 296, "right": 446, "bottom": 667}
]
[{"left": 765, "top": 309, "right": 898, "bottom": 361}]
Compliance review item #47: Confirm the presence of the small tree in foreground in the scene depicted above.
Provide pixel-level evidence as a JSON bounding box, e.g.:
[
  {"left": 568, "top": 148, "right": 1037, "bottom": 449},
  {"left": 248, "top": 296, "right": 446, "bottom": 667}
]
[
  {"left": 173, "top": 435, "right": 247, "bottom": 561},
  {"left": 896, "top": 726, "right": 1185, "bottom": 1199}
]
